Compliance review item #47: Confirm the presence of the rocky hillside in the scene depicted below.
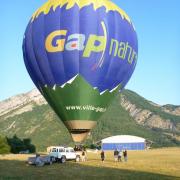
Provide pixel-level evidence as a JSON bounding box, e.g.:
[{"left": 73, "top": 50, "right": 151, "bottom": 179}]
[
  {"left": 162, "top": 104, "right": 180, "bottom": 116},
  {"left": 121, "top": 96, "right": 174, "bottom": 131},
  {"left": 0, "top": 89, "right": 179, "bottom": 151},
  {"left": 0, "top": 89, "right": 46, "bottom": 118},
  {"left": 121, "top": 90, "right": 180, "bottom": 132}
]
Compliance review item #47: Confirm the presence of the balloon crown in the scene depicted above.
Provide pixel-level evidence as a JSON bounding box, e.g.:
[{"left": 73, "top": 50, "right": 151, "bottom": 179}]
[{"left": 32, "top": 0, "right": 132, "bottom": 25}]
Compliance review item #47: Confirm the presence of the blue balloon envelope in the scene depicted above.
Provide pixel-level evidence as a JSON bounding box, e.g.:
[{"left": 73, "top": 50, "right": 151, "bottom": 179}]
[{"left": 23, "top": 0, "right": 138, "bottom": 142}]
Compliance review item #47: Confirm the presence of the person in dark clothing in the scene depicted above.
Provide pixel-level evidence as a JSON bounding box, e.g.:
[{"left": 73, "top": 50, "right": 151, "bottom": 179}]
[
  {"left": 118, "top": 150, "right": 122, "bottom": 162},
  {"left": 101, "top": 151, "right": 105, "bottom": 162},
  {"left": 123, "top": 150, "right": 128, "bottom": 162},
  {"left": 82, "top": 150, "right": 86, "bottom": 162},
  {"left": 114, "top": 149, "right": 118, "bottom": 162}
]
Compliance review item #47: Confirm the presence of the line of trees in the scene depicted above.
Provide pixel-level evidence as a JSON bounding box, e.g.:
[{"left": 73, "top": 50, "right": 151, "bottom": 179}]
[{"left": 0, "top": 135, "right": 36, "bottom": 154}]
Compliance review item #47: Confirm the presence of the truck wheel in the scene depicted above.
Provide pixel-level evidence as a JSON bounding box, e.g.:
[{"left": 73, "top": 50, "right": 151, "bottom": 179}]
[
  {"left": 61, "top": 156, "right": 66, "bottom": 163},
  {"left": 76, "top": 155, "right": 80, "bottom": 162}
]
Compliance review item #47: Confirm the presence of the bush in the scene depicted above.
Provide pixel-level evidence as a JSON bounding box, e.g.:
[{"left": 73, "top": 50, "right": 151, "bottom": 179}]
[{"left": 0, "top": 136, "right": 10, "bottom": 154}]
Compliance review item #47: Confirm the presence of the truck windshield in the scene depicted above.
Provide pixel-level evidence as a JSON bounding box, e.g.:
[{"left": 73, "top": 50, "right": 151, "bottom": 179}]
[
  {"left": 59, "top": 149, "right": 64, "bottom": 152},
  {"left": 52, "top": 148, "right": 56, "bottom": 152}
]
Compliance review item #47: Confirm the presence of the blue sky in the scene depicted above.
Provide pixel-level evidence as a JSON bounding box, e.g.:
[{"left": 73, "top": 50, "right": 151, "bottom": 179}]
[{"left": 0, "top": 0, "right": 179, "bottom": 105}]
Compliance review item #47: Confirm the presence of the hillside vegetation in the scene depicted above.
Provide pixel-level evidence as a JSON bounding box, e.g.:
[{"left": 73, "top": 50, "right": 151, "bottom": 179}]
[{"left": 0, "top": 89, "right": 179, "bottom": 151}]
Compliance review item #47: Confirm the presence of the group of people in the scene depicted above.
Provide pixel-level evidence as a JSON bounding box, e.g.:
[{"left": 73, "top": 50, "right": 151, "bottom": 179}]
[
  {"left": 100, "top": 149, "right": 127, "bottom": 162},
  {"left": 74, "top": 145, "right": 87, "bottom": 162},
  {"left": 77, "top": 145, "right": 128, "bottom": 163}
]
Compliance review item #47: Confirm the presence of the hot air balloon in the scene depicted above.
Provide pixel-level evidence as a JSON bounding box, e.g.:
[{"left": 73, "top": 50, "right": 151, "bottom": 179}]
[{"left": 23, "top": 0, "right": 138, "bottom": 142}]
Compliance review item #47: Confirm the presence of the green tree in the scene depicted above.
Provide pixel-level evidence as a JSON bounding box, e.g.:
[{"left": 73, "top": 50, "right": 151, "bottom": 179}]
[
  {"left": 7, "top": 135, "right": 25, "bottom": 153},
  {"left": 7, "top": 135, "right": 36, "bottom": 154},
  {"left": 0, "top": 136, "right": 10, "bottom": 154},
  {"left": 23, "top": 138, "right": 36, "bottom": 153}
]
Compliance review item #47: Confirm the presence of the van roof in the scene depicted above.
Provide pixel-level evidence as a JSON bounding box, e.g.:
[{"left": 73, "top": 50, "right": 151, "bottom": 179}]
[{"left": 49, "top": 146, "right": 73, "bottom": 149}]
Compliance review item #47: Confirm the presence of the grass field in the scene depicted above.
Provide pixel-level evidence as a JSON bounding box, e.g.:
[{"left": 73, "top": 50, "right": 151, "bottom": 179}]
[{"left": 0, "top": 148, "right": 179, "bottom": 180}]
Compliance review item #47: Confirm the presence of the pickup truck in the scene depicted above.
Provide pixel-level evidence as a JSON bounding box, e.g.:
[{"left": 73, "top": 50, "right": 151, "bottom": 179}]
[{"left": 49, "top": 146, "right": 81, "bottom": 163}]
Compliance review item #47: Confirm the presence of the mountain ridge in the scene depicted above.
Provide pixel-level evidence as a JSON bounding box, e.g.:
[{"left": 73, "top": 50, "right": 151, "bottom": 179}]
[
  {"left": 1, "top": 89, "right": 179, "bottom": 117},
  {"left": 0, "top": 88, "right": 179, "bottom": 151}
]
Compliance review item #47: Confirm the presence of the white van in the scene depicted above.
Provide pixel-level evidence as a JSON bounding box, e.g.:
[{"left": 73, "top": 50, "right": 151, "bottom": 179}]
[{"left": 48, "top": 146, "right": 81, "bottom": 163}]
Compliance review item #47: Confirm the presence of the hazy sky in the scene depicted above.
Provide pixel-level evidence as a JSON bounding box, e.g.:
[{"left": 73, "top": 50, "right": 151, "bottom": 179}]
[{"left": 0, "top": 0, "right": 179, "bottom": 105}]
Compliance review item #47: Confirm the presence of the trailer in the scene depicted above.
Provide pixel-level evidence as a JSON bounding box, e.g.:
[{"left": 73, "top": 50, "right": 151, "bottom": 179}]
[{"left": 27, "top": 155, "right": 55, "bottom": 166}]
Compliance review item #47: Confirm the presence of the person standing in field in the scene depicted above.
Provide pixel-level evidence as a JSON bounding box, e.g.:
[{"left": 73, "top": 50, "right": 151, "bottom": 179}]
[
  {"left": 123, "top": 149, "right": 128, "bottom": 162},
  {"left": 81, "top": 150, "right": 86, "bottom": 162},
  {"left": 101, "top": 150, "right": 105, "bottom": 162},
  {"left": 118, "top": 150, "right": 122, "bottom": 162},
  {"left": 114, "top": 149, "right": 118, "bottom": 162}
]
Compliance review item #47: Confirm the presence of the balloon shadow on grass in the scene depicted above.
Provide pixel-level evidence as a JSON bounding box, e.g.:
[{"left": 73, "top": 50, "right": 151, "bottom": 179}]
[{"left": 0, "top": 159, "right": 179, "bottom": 180}]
